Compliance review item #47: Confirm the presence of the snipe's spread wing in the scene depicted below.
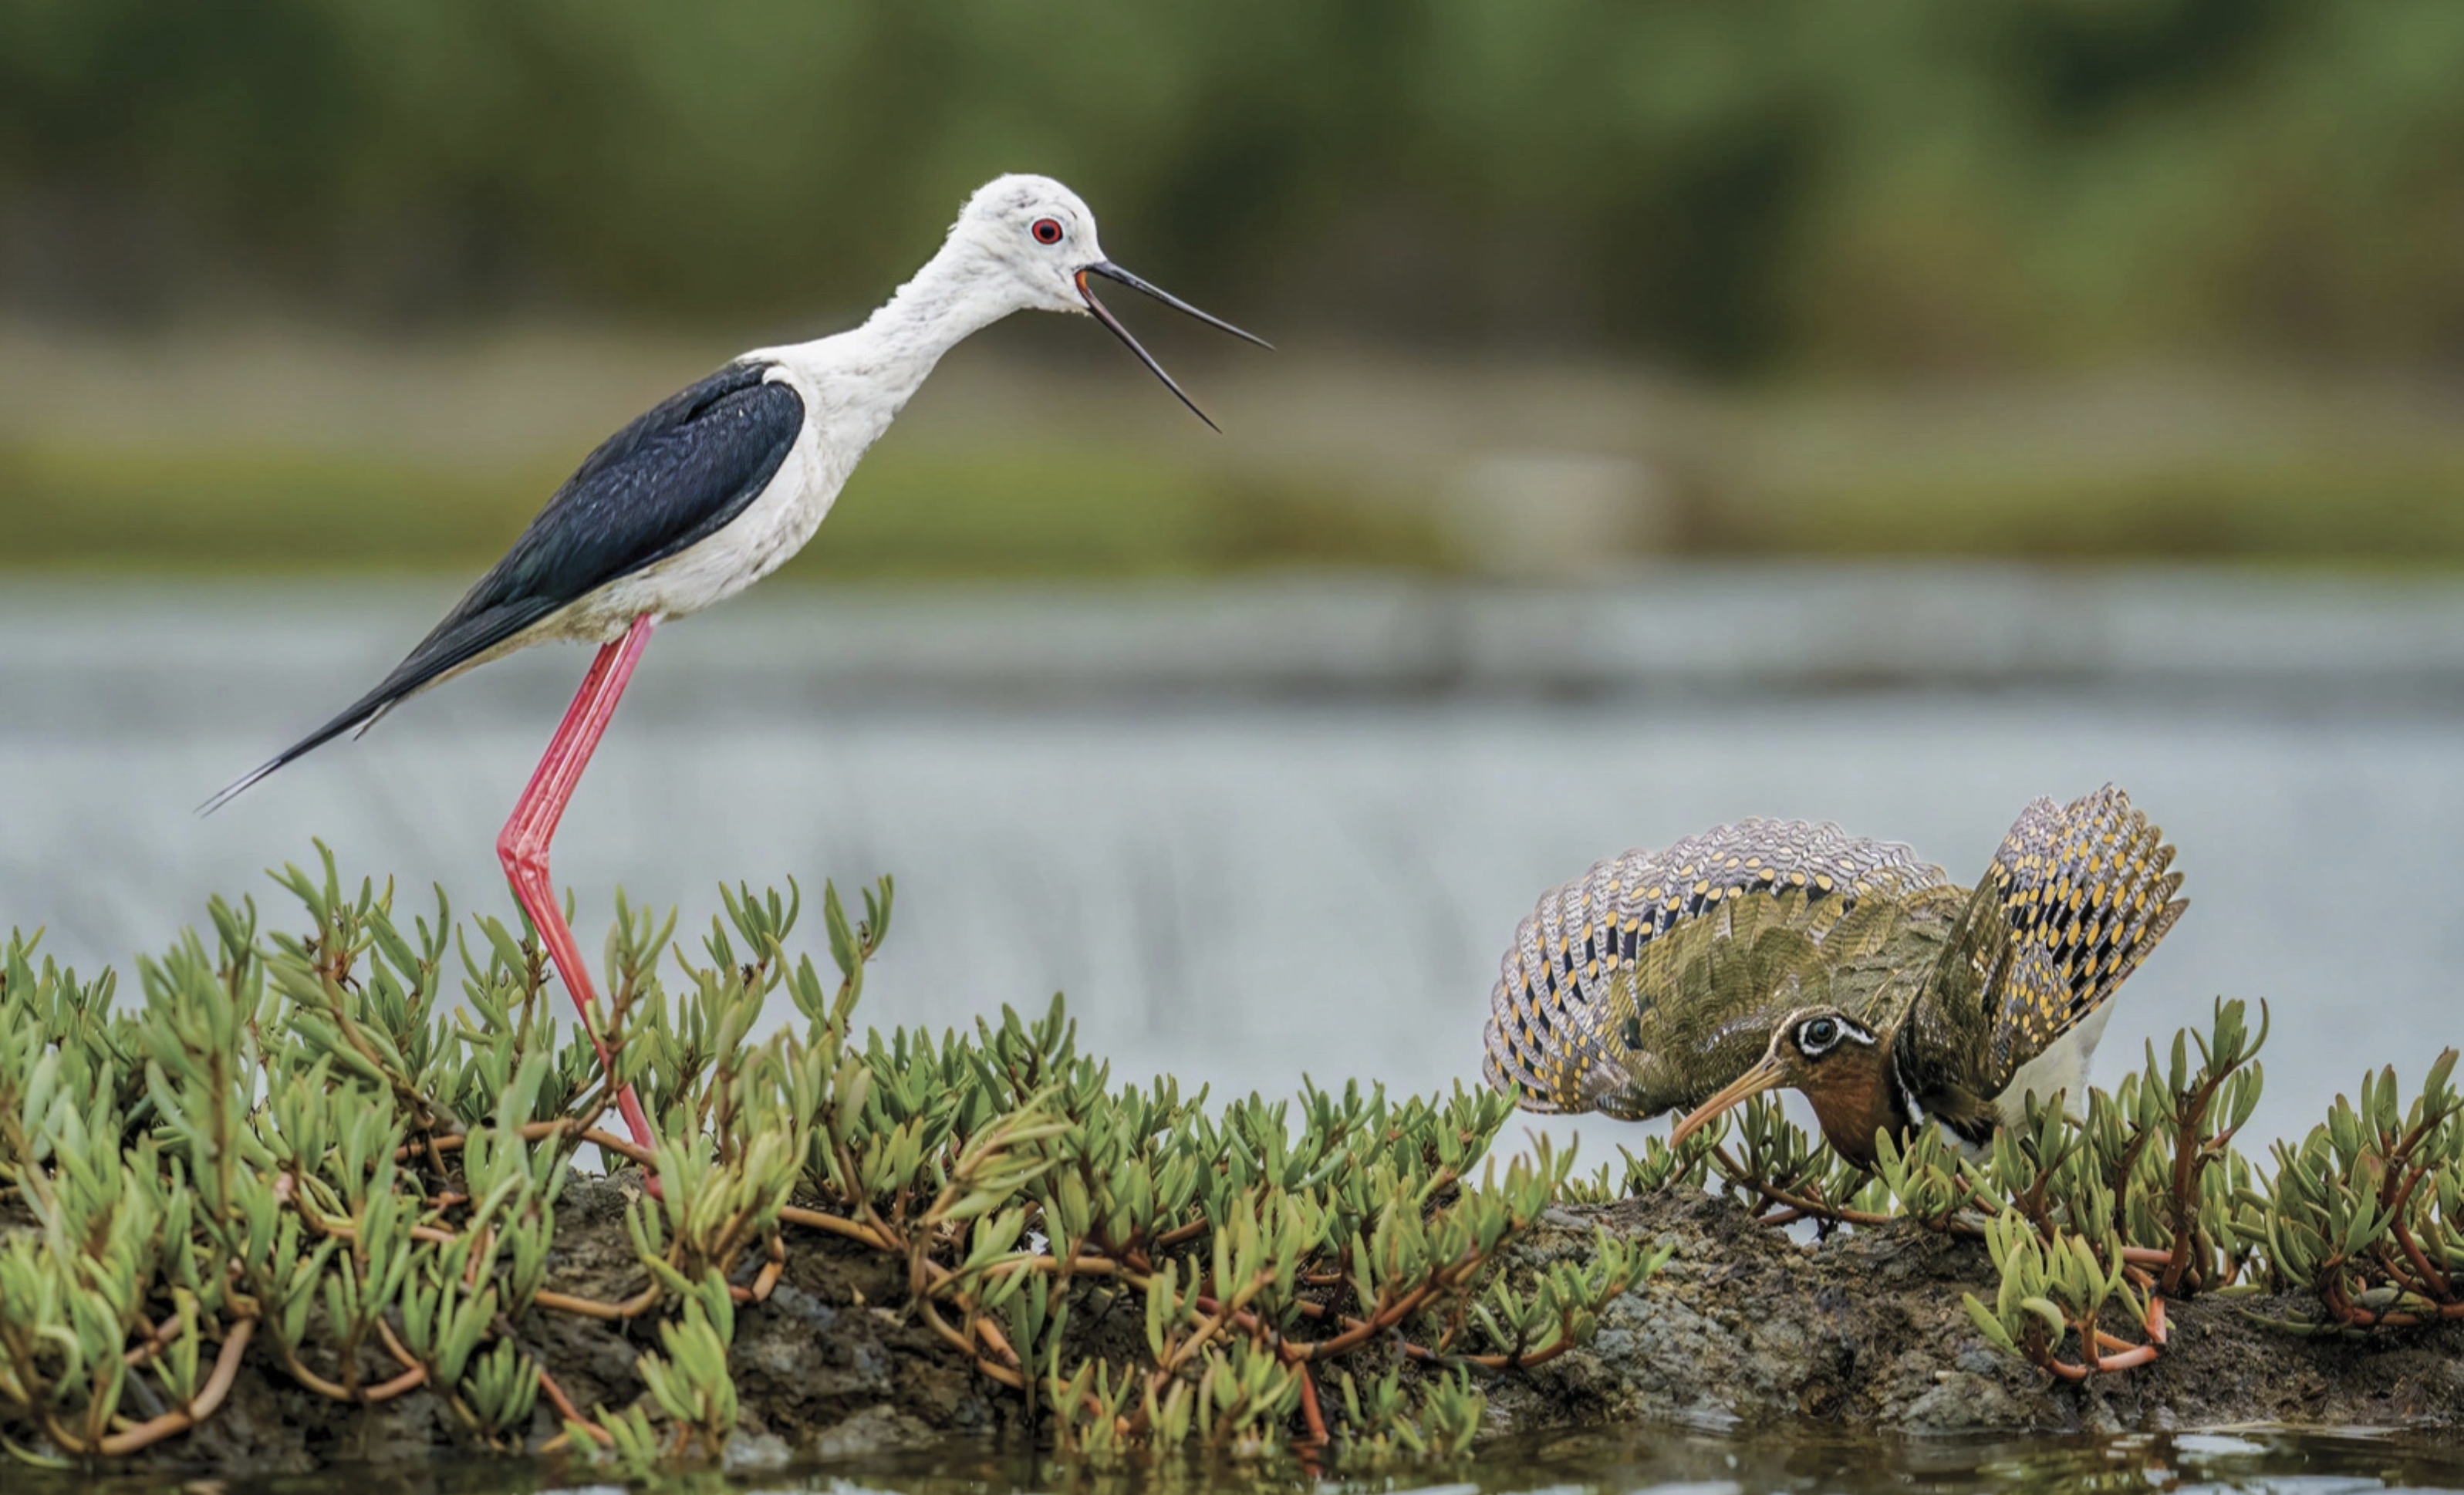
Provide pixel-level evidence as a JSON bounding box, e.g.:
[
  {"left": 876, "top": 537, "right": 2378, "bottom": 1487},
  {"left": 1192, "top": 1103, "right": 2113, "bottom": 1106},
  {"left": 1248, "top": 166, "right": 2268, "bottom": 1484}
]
[{"left": 1922, "top": 785, "right": 2189, "bottom": 1100}]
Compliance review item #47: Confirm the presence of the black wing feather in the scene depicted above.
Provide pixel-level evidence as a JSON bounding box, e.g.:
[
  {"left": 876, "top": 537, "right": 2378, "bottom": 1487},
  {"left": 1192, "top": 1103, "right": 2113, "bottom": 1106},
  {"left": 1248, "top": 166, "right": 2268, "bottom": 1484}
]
[{"left": 202, "top": 361, "right": 805, "bottom": 812}]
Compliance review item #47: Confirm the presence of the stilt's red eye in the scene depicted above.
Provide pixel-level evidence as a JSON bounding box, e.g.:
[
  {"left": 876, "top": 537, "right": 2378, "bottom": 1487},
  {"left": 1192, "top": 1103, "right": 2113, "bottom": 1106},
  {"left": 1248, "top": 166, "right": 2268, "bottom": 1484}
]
[{"left": 1031, "top": 218, "right": 1065, "bottom": 245}]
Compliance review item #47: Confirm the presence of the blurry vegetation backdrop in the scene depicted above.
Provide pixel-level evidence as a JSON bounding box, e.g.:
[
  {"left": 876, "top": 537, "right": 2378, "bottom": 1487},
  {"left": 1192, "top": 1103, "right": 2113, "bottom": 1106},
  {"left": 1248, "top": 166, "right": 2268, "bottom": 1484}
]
[{"left": 5, "top": 0, "right": 2464, "bottom": 575}]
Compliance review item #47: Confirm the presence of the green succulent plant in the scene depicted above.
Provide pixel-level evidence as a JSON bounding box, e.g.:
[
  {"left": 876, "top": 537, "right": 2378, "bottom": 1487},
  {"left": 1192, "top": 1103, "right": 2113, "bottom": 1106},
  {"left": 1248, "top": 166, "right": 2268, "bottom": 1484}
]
[{"left": 0, "top": 847, "right": 1651, "bottom": 1467}]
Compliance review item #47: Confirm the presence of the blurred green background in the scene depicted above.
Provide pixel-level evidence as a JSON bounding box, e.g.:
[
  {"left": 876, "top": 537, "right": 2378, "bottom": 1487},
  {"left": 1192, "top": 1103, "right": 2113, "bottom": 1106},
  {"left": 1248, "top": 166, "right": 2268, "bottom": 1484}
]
[{"left": 5, "top": 0, "right": 2464, "bottom": 577}]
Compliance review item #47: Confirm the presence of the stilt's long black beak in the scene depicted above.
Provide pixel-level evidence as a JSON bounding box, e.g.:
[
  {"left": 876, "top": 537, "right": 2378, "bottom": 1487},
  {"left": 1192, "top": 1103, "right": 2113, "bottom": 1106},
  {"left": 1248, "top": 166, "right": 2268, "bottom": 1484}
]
[{"left": 1076, "top": 262, "right": 1270, "bottom": 432}]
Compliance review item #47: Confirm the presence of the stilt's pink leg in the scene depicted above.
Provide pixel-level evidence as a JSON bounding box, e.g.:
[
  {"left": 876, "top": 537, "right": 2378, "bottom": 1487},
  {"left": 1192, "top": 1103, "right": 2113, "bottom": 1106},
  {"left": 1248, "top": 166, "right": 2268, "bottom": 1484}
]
[{"left": 496, "top": 613, "right": 660, "bottom": 1163}]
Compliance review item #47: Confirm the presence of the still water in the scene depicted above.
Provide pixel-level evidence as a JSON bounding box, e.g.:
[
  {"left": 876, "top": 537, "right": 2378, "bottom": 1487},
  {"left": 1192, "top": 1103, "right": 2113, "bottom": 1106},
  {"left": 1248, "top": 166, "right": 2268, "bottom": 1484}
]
[
  {"left": 16, "top": 1426, "right": 2464, "bottom": 1495},
  {"left": 1, "top": 569, "right": 2461, "bottom": 1157}
]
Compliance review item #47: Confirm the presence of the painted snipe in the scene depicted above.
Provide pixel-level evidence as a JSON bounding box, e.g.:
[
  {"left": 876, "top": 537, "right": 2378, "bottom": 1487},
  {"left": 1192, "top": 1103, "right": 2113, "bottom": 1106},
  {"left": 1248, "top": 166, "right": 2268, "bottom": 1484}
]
[{"left": 1483, "top": 785, "right": 2187, "bottom": 1167}]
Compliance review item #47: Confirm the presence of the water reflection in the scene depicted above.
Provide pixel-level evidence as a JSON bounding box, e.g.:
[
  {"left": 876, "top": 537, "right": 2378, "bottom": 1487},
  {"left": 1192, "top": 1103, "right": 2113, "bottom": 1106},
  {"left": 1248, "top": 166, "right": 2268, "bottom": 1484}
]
[{"left": 18, "top": 1426, "right": 2464, "bottom": 1495}]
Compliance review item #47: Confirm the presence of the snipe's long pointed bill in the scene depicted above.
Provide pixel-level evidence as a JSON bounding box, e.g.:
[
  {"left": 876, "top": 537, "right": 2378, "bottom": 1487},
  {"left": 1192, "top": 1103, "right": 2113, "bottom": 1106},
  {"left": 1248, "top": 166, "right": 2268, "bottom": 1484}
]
[
  {"left": 1076, "top": 263, "right": 1268, "bottom": 432},
  {"left": 1668, "top": 1055, "right": 1785, "bottom": 1149}
]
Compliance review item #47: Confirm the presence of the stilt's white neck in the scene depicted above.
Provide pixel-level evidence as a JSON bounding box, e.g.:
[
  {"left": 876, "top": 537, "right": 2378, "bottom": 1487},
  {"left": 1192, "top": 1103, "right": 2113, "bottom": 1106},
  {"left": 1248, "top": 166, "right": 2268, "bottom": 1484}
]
[
  {"left": 761, "top": 238, "right": 1019, "bottom": 436},
  {"left": 863, "top": 239, "right": 1018, "bottom": 359}
]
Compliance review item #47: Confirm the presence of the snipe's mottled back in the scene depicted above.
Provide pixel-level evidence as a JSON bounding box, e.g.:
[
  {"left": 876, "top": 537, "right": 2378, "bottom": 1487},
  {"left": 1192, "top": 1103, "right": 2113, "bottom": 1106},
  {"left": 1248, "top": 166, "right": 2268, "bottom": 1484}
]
[
  {"left": 1483, "top": 785, "right": 2189, "bottom": 1161},
  {"left": 1481, "top": 818, "right": 1952, "bottom": 1120}
]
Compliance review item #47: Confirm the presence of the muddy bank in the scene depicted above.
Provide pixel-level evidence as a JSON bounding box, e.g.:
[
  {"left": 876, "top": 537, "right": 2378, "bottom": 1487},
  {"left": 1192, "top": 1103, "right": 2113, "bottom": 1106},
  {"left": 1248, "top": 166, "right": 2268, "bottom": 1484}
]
[
  {"left": 68, "top": 1176, "right": 1004, "bottom": 1477},
  {"left": 1490, "top": 1191, "right": 2464, "bottom": 1437},
  {"left": 36, "top": 1178, "right": 2464, "bottom": 1476}
]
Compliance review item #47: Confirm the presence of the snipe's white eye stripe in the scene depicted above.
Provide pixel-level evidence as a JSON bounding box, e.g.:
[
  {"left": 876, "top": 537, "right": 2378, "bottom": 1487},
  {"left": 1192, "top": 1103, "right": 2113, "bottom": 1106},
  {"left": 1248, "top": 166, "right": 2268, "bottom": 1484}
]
[{"left": 1797, "top": 1014, "right": 1876, "bottom": 1058}]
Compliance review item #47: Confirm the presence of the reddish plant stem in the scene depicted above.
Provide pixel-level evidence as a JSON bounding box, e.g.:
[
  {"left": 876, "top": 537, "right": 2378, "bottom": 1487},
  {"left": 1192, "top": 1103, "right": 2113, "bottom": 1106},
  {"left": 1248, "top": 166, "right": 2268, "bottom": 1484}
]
[
  {"left": 1294, "top": 1362, "right": 1329, "bottom": 1447},
  {"left": 581, "top": 1128, "right": 657, "bottom": 1168},
  {"left": 779, "top": 1203, "right": 889, "bottom": 1249},
  {"left": 1712, "top": 1147, "right": 1899, "bottom": 1230},
  {"left": 536, "top": 1367, "right": 607, "bottom": 1445},
  {"left": 84, "top": 1318, "right": 257, "bottom": 1456},
  {"left": 120, "top": 1314, "right": 184, "bottom": 1368},
  {"left": 532, "top": 1283, "right": 662, "bottom": 1321}
]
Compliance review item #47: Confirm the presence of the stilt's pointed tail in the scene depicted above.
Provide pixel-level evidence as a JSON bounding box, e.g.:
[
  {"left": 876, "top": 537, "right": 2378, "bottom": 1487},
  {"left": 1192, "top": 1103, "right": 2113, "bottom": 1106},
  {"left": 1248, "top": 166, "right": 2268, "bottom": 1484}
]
[
  {"left": 196, "top": 594, "right": 563, "bottom": 815},
  {"left": 197, "top": 693, "right": 400, "bottom": 815}
]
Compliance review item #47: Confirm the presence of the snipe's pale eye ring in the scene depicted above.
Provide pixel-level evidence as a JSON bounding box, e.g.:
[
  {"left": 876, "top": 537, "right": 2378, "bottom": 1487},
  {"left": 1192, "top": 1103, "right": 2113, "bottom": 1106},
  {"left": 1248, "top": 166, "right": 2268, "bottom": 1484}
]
[{"left": 1798, "top": 1016, "right": 1841, "bottom": 1055}]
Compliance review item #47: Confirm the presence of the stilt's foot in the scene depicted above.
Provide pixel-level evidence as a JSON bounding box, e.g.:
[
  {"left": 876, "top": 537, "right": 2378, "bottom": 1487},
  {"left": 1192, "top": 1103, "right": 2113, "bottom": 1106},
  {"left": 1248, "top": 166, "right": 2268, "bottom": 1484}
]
[
  {"left": 613, "top": 1084, "right": 665, "bottom": 1200},
  {"left": 501, "top": 855, "right": 664, "bottom": 1196}
]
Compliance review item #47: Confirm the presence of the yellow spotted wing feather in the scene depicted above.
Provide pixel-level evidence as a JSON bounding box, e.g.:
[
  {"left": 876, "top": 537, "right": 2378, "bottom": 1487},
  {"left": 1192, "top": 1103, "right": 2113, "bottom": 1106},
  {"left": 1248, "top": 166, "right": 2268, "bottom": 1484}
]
[{"left": 1975, "top": 784, "right": 2188, "bottom": 1092}]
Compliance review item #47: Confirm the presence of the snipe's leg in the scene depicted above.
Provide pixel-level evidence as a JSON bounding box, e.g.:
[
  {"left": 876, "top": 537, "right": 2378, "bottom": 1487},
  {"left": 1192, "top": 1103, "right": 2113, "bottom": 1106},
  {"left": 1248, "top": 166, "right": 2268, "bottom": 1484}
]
[{"left": 496, "top": 613, "right": 660, "bottom": 1157}]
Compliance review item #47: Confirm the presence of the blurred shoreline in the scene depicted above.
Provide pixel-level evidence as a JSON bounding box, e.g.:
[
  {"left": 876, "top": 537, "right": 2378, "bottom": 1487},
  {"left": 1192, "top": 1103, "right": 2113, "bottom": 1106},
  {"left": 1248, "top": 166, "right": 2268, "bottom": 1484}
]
[
  {"left": 7, "top": 319, "right": 2464, "bottom": 579},
  {"left": 5, "top": 566, "right": 2464, "bottom": 739}
]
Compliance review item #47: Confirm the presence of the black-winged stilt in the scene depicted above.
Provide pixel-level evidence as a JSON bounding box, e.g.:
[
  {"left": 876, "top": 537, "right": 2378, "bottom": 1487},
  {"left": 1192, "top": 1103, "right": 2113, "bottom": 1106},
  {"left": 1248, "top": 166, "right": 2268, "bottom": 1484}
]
[{"left": 206, "top": 174, "right": 1265, "bottom": 1160}]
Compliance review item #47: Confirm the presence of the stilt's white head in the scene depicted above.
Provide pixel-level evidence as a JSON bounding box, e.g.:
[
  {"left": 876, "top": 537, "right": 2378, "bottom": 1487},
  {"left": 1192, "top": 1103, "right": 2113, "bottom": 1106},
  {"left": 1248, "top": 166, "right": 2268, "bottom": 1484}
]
[
  {"left": 951, "top": 174, "right": 1110, "bottom": 315},
  {"left": 945, "top": 173, "right": 1271, "bottom": 428}
]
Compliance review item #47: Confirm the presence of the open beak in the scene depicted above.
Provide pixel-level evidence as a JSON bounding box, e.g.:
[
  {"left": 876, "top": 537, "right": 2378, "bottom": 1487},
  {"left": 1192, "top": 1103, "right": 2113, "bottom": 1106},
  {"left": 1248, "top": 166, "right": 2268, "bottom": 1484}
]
[
  {"left": 1076, "top": 262, "right": 1270, "bottom": 432},
  {"left": 1668, "top": 1055, "right": 1787, "bottom": 1149}
]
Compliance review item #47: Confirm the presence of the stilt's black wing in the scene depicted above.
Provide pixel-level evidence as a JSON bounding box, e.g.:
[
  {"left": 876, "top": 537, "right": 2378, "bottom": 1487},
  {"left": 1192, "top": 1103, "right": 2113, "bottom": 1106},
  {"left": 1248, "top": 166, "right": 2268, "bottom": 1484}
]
[{"left": 203, "top": 361, "right": 805, "bottom": 812}]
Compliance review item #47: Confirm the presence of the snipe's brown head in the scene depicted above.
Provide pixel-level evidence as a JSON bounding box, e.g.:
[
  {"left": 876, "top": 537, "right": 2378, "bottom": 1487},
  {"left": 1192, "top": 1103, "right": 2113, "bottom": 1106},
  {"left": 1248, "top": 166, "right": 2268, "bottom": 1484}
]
[{"left": 1666, "top": 1005, "right": 1902, "bottom": 1168}]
